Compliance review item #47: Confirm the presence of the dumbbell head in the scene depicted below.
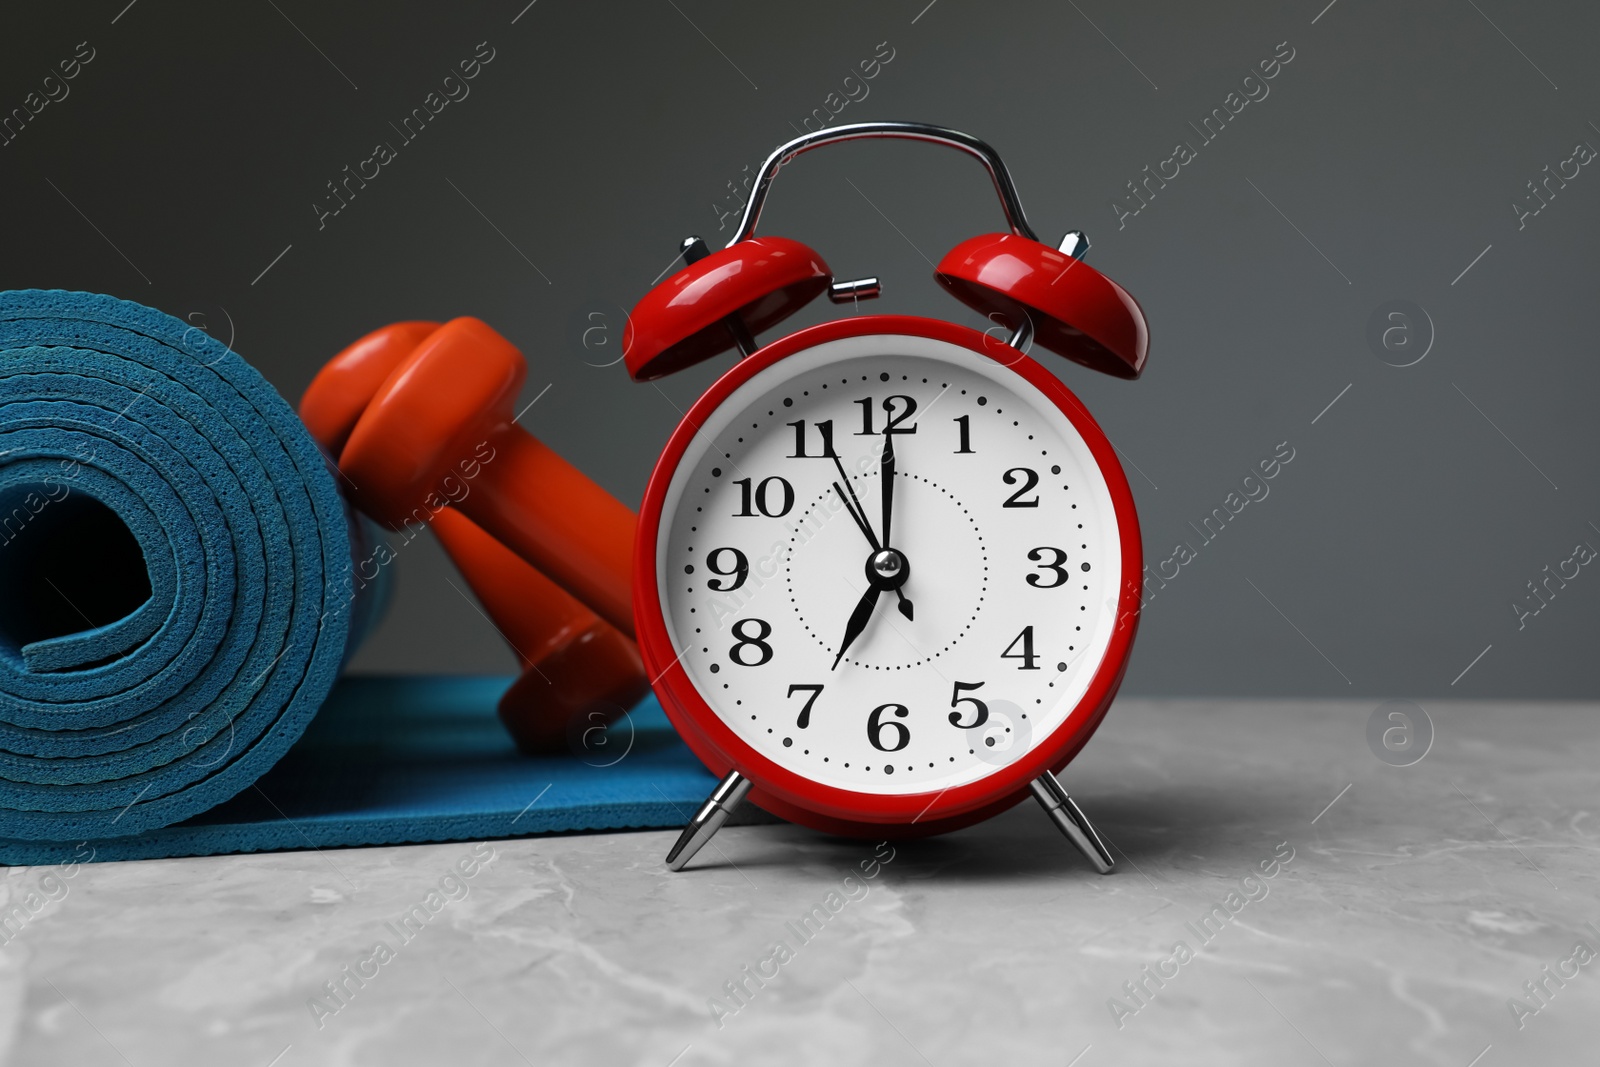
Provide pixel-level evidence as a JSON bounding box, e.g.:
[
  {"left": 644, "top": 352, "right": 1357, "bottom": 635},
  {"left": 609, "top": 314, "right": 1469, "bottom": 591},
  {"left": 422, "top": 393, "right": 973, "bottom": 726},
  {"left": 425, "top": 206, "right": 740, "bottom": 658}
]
[
  {"left": 431, "top": 509, "right": 647, "bottom": 756},
  {"left": 300, "top": 321, "right": 441, "bottom": 455},
  {"left": 310, "top": 315, "right": 636, "bottom": 636},
  {"left": 497, "top": 618, "right": 649, "bottom": 755},
  {"left": 337, "top": 317, "right": 525, "bottom": 529},
  {"left": 301, "top": 324, "right": 648, "bottom": 754}
]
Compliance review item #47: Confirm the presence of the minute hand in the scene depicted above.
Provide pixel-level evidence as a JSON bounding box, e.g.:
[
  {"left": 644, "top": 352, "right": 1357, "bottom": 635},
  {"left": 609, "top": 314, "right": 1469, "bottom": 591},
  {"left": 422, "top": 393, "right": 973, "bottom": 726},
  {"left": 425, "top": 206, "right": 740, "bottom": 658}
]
[
  {"left": 880, "top": 432, "right": 896, "bottom": 550},
  {"left": 879, "top": 432, "right": 913, "bottom": 621},
  {"left": 832, "top": 481, "right": 879, "bottom": 551},
  {"left": 830, "top": 452, "right": 879, "bottom": 552}
]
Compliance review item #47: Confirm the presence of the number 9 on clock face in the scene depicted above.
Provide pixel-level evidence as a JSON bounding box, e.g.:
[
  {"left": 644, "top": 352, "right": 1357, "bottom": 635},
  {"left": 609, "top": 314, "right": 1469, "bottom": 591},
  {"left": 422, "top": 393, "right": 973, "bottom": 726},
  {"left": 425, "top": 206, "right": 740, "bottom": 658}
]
[{"left": 636, "top": 319, "right": 1141, "bottom": 830}]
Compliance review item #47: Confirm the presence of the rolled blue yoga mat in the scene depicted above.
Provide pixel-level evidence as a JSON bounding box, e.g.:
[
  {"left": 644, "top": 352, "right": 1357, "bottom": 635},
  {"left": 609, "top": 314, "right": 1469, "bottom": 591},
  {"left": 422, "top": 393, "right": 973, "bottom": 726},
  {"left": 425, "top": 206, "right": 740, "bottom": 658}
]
[
  {"left": 0, "top": 291, "right": 722, "bottom": 864},
  {"left": 0, "top": 290, "right": 385, "bottom": 843}
]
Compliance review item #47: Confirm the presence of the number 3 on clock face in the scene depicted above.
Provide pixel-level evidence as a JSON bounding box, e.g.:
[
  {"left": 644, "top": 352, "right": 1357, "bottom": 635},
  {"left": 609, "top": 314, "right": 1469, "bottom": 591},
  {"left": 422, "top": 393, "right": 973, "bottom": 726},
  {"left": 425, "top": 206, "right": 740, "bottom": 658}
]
[{"left": 635, "top": 316, "right": 1142, "bottom": 833}]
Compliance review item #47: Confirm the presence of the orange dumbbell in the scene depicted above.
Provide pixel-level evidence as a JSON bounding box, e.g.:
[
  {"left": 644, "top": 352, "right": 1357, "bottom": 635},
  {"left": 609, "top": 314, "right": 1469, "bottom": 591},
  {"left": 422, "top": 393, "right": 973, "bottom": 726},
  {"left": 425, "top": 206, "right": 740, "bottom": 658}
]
[
  {"left": 308, "top": 316, "right": 637, "bottom": 637},
  {"left": 301, "top": 321, "right": 647, "bottom": 753},
  {"left": 432, "top": 508, "right": 647, "bottom": 753}
]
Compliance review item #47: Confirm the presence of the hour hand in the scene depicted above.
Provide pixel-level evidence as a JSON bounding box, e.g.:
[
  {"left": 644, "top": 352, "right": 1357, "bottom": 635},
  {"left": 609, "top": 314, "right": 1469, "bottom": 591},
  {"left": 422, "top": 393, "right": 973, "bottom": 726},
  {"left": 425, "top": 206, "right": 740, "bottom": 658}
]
[{"left": 832, "top": 583, "right": 881, "bottom": 670}]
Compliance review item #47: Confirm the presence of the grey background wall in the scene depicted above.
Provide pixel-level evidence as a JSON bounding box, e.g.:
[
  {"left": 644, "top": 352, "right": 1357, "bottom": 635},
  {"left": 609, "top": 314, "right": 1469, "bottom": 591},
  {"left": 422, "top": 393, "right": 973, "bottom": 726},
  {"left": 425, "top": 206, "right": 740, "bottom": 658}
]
[{"left": 2, "top": 0, "right": 1595, "bottom": 699}]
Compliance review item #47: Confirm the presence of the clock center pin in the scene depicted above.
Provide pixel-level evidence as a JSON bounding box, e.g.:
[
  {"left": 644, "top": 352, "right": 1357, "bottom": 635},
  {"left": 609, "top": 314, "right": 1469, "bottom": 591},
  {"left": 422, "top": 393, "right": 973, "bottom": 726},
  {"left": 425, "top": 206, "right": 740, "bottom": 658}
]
[{"left": 867, "top": 548, "right": 910, "bottom": 589}]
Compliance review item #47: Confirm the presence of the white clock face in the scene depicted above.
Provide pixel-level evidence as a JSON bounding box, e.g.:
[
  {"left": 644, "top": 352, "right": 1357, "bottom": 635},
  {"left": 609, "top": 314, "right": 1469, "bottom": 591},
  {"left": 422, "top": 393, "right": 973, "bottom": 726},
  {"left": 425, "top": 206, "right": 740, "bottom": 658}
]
[{"left": 656, "top": 332, "right": 1123, "bottom": 796}]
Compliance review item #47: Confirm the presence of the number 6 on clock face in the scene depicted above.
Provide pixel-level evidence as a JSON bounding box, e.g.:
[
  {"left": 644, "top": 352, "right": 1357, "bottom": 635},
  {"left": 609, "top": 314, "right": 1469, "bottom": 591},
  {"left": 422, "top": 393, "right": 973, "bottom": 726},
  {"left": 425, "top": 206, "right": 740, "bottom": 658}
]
[{"left": 634, "top": 316, "right": 1143, "bottom": 837}]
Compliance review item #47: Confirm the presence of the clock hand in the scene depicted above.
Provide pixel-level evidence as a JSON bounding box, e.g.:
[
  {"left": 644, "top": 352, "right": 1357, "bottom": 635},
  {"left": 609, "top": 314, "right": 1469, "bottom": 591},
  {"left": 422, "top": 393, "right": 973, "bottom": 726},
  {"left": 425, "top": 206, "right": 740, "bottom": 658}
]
[
  {"left": 829, "top": 443, "right": 912, "bottom": 643},
  {"left": 832, "top": 581, "right": 882, "bottom": 670},
  {"left": 829, "top": 454, "right": 879, "bottom": 551},
  {"left": 833, "top": 478, "right": 913, "bottom": 622},
  {"left": 878, "top": 433, "right": 913, "bottom": 621},
  {"left": 880, "top": 432, "right": 895, "bottom": 550},
  {"left": 832, "top": 481, "right": 880, "bottom": 551}
]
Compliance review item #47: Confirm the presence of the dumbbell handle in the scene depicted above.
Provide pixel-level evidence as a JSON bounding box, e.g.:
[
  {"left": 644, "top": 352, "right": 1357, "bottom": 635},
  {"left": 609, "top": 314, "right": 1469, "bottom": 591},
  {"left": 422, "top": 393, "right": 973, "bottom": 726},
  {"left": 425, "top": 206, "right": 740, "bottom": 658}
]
[{"left": 464, "top": 425, "right": 637, "bottom": 638}]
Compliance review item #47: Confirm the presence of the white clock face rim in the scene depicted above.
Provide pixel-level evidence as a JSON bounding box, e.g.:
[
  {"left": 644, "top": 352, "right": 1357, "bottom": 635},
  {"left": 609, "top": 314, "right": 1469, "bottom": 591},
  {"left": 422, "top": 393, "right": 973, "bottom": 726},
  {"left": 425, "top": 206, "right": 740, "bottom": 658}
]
[{"left": 654, "top": 331, "right": 1124, "bottom": 797}]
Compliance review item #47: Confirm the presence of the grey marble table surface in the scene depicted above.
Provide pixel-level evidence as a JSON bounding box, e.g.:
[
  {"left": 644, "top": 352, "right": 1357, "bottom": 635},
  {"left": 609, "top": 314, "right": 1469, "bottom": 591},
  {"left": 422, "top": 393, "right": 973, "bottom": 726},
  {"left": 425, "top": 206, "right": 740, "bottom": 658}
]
[{"left": 1, "top": 698, "right": 1596, "bottom": 1067}]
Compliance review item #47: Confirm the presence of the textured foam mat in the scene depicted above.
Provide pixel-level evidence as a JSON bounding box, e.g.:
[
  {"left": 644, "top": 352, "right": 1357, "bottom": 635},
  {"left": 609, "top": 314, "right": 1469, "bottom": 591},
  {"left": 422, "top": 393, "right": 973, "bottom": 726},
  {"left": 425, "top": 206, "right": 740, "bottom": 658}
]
[
  {"left": 0, "top": 676, "right": 722, "bottom": 864},
  {"left": 0, "top": 290, "right": 385, "bottom": 843}
]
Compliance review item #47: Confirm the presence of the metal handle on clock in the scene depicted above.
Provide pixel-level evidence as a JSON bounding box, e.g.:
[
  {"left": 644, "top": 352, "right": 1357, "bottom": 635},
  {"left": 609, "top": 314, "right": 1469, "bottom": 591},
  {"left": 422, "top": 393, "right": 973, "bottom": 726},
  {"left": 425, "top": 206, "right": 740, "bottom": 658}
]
[
  {"left": 719, "top": 123, "right": 1093, "bottom": 357},
  {"left": 726, "top": 121, "right": 1044, "bottom": 248}
]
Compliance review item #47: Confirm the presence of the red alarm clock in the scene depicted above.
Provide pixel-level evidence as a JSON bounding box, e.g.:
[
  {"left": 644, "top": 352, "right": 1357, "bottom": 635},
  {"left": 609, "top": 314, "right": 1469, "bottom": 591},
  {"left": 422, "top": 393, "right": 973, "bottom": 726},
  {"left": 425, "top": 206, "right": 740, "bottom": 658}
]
[{"left": 625, "top": 122, "right": 1148, "bottom": 873}]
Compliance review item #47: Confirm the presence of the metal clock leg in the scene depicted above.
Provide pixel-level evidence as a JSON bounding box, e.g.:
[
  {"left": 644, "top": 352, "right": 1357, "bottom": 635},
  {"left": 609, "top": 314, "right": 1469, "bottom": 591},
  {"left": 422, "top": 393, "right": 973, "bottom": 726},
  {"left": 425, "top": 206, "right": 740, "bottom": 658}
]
[
  {"left": 665, "top": 770, "right": 753, "bottom": 871},
  {"left": 1029, "top": 771, "right": 1115, "bottom": 874}
]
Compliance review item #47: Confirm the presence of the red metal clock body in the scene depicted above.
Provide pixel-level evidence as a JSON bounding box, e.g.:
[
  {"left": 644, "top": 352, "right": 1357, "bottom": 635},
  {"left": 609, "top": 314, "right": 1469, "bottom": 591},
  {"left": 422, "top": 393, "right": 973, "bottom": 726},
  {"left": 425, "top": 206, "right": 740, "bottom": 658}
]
[
  {"left": 633, "top": 314, "right": 1142, "bottom": 839},
  {"left": 626, "top": 122, "right": 1149, "bottom": 871}
]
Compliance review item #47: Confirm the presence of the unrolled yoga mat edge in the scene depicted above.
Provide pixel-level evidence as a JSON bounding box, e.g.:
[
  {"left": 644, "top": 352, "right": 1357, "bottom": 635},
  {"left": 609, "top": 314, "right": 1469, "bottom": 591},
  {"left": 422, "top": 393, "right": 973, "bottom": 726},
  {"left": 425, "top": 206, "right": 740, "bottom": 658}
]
[{"left": 0, "top": 676, "right": 747, "bottom": 866}]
